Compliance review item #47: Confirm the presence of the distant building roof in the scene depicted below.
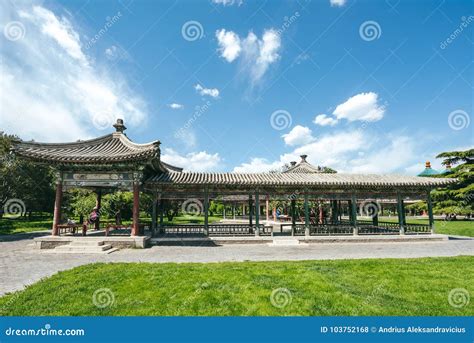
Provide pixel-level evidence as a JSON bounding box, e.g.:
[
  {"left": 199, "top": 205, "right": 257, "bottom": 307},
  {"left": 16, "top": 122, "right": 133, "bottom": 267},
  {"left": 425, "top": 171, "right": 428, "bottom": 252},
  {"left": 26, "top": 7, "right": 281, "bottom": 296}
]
[
  {"left": 284, "top": 155, "right": 334, "bottom": 174},
  {"left": 418, "top": 161, "right": 440, "bottom": 177}
]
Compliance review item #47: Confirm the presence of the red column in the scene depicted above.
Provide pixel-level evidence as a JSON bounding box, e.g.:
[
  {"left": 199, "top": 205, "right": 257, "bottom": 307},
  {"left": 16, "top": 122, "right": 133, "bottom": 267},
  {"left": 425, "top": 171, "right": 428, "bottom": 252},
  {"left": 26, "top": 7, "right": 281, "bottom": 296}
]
[
  {"left": 52, "top": 182, "right": 63, "bottom": 236},
  {"left": 131, "top": 182, "right": 140, "bottom": 236},
  {"left": 94, "top": 189, "right": 102, "bottom": 231},
  {"left": 319, "top": 204, "right": 324, "bottom": 224}
]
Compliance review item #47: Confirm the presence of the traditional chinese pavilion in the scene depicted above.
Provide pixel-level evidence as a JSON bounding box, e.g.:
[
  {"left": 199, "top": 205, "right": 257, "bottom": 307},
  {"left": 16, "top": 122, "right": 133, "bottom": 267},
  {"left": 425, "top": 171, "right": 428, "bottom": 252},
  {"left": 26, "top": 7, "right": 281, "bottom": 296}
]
[{"left": 12, "top": 119, "right": 456, "bottom": 240}]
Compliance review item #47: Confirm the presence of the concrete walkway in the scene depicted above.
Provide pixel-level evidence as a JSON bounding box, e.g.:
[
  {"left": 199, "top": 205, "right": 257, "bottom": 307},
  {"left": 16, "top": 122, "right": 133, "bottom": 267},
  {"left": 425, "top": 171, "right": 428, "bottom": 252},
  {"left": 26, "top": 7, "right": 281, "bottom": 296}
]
[{"left": 0, "top": 233, "right": 473, "bottom": 296}]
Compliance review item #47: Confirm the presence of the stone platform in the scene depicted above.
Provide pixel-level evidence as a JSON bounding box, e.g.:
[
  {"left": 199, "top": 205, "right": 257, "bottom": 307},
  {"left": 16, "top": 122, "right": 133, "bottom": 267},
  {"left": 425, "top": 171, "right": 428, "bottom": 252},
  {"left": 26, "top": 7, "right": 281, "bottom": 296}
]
[
  {"left": 151, "top": 234, "right": 448, "bottom": 246},
  {"left": 34, "top": 235, "right": 150, "bottom": 249}
]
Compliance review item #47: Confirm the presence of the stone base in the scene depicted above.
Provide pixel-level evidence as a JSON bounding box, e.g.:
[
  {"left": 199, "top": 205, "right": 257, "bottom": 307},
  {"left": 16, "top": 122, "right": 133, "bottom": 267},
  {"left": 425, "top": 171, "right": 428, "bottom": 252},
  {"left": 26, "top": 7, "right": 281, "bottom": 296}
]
[
  {"left": 151, "top": 234, "right": 448, "bottom": 245},
  {"left": 34, "top": 235, "right": 150, "bottom": 249}
]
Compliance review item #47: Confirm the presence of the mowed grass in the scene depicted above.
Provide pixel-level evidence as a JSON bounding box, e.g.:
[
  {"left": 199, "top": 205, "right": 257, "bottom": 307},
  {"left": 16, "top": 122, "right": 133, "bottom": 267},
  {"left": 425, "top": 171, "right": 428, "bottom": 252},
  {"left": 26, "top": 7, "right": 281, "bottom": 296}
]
[
  {"left": 0, "top": 218, "right": 53, "bottom": 235},
  {"left": 0, "top": 257, "right": 472, "bottom": 316},
  {"left": 0, "top": 216, "right": 223, "bottom": 235},
  {"left": 377, "top": 217, "right": 474, "bottom": 237}
]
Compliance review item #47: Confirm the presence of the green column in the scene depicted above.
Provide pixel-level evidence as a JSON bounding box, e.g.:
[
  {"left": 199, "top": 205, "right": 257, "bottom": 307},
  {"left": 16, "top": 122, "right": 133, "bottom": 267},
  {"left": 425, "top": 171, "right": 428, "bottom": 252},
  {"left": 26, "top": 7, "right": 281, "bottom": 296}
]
[
  {"left": 290, "top": 199, "right": 296, "bottom": 236},
  {"left": 427, "top": 190, "right": 434, "bottom": 234},
  {"left": 248, "top": 194, "right": 253, "bottom": 227},
  {"left": 351, "top": 195, "right": 358, "bottom": 235},
  {"left": 331, "top": 200, "right": 338, "bottom": 224},
  {"left": 304, "top": 192, "right": 310, "bottom": 236},
  {"left": 255, "top": 189, "right": 260, "bottom": 236},
  {"left": 204, "top": 189, "right": 209, "bottom": 236},
  {"left": 159, "top": 197, "right": 164, "bottom": 233},
  {"left": 397, "top": 193, "right": 405, "bottom": 234},
  {"left": 152, "top": 193, "right": 158, "bottom": 234},
  {"left": 372, "top": 201, "right": 379, "bottom": 226}
]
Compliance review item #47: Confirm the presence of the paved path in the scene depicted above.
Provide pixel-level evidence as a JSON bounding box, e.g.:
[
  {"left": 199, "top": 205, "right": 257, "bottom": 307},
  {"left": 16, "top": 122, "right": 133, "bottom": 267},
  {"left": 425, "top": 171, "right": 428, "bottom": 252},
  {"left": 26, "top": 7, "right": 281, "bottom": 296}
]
[{"left": 1, "top": 234, "right": 473, "bottom": 296}]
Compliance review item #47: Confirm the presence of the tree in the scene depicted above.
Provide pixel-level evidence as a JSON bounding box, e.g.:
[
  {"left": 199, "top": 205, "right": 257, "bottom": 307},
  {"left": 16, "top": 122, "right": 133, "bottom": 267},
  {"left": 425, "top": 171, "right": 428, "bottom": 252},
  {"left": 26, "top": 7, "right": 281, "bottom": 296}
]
[
  {"left": 0, "top": 132, "right": 54, "bottom": 219},
  {"left": 431, "top": 148, "right": 473, "bottom": 216}
]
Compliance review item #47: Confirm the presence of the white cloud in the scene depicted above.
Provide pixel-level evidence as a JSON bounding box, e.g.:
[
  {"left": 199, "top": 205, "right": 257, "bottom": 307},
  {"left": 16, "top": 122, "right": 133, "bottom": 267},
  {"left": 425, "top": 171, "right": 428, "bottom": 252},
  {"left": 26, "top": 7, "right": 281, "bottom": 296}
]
[
  {"left": 195, "top": 84, "right": 219, "bottom": 98},
  {"left": 234, "top": 129, "right": 420, "bottom": 174},
  {"left": 212, "top": 0, "right": 243, "bottom": 6},
  {"left": 333, "top": 92, "right": 385, "bottom": 122},
  {"left": 313, "top": 114, "right": 338, "bottom": 126},
  {"left": 232, "top": 157, "right": 282, "bottom": 173},
  {"left": 347, "top": 136, "right": 416, "bottom": 174},
  {"left": 282, "top": 125, "right": 315, "bottom": 146},
  {"left": 161, "top": 148, "right": 221, "bottom": 172},
  {"left": 330, "top": 0, "right": 346, "bottom": 7},
  {"left": 216, "top": 29, "right": 241, "bottom": 62},
  {"left": 168, "top": 103, "right": 184, "bottom": 110},
  {"left": 215, "top": 28, "right": 281, "bottom": 85},
  {"left": 0, "top": 2, "right": 147, "bottom": 142}
]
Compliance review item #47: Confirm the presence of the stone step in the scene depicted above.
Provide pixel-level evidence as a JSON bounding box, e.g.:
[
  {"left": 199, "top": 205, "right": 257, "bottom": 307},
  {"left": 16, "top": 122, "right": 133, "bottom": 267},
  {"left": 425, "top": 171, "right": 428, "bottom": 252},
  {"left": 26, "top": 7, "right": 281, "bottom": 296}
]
[
  {"left": 54, "top": 244, "right": 113, "bottom": 252},
  {"left": 45, "top": 246, "right": 119, "bottom": 254},
  {"left": 69, "top": 240, "right": 105, "bottom": 246}
]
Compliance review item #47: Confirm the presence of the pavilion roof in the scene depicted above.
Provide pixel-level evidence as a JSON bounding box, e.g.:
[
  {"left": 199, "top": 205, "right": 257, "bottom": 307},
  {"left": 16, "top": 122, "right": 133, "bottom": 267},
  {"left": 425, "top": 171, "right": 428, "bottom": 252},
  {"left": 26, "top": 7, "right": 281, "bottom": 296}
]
[
  {"left": 283, "top": 154, "right": 328, "bottom": 173},
  {"left": 148, "top": 171, "right": 455, "bottom": 188},
  {"left": 12, "top": 132, "right": 159, "bottom": 165},
  {"left": 11, "top": 119, "right": 167, "bottom": 168}
]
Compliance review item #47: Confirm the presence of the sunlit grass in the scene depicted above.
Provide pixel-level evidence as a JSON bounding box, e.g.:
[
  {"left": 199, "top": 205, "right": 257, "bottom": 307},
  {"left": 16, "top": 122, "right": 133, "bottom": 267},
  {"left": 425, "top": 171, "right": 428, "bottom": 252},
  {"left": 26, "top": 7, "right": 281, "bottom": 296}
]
[{"left": 0, "top": 257, "right": 472, "bottom": 316}]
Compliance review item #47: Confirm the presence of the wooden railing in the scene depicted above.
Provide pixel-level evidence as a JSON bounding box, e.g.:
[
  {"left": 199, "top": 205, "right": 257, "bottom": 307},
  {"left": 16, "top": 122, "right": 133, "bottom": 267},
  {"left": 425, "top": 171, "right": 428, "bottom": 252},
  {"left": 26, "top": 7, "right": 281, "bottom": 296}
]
[
  {"left": 160, "top": 224, "right": 273, "bottom": 236},
  {"left": 159, "top": 222, "right": 430, "bottom": 237},
  {"left": 405, "top": 224, "right": 431, "bottom": 234}
]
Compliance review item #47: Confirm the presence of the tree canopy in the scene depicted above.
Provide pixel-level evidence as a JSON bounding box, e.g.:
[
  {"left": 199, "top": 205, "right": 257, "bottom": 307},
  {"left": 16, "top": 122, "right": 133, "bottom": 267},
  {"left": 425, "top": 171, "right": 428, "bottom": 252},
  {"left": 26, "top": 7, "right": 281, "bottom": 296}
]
[{"left": 431, "top": 148, "right": 473, "bottom": 215}]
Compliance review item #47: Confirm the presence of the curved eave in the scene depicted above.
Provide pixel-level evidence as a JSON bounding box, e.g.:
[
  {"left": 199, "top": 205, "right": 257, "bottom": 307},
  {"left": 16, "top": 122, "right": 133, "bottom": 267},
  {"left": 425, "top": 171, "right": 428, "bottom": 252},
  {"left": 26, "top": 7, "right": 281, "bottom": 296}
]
[
  {"left": 147, "top": 172, "right": 457, "bottom": 188},
  {"left": 11, "top": 133, "right": 161, "bottom": 166}
]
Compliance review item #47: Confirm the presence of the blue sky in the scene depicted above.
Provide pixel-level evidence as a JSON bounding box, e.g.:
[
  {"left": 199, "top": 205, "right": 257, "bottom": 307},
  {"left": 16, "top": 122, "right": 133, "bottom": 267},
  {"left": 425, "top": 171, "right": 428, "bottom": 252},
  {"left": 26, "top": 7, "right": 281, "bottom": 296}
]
[{"left": 0, "top": 0, "right": 472, "bottom": 174}]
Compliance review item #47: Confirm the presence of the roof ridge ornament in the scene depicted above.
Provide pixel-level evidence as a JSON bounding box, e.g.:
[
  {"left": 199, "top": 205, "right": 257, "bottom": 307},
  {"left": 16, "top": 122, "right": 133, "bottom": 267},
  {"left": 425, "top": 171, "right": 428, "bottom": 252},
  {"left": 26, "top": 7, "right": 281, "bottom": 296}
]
[
  {"left": 113, "top": 118, "right": 127, "bottom": 133},
  {"left": 300, "top": 154, "right": 307, "bottom": 162}
]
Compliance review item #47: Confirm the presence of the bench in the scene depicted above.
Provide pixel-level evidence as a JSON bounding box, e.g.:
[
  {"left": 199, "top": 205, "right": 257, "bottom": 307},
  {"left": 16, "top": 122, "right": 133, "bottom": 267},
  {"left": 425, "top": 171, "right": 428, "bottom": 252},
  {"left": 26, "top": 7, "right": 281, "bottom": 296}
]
[{"left": 57, "top": 224, "right": 85, "bottom": 236}]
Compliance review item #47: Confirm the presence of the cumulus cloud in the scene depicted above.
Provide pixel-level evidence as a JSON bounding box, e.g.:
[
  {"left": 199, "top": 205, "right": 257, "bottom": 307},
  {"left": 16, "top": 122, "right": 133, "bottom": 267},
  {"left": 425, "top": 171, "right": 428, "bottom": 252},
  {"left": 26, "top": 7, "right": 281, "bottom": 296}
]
[
  {"left": 215, "top": 28, "right": 281, "bottom": 85},
  {"left": 0, "top": 2, "right": 146, "bottom": 142},
  {"left": 168, "top": 103, "right": 184, "bottom": 110},
  {"left": 333, "top": 92, "right": 385, "bottom": 122},
  {"left": 313, "top": 114, "right": 338, "bottom": 126},
  {"left": 216, "top": 29, "right": 241, "bottom": 62},
  {"left": 232, "top": 157, "right": 283, "bottom": 173},
  {"left": 313, "top": 92, "right": 385, "bottom": 127},
  {"left": 195, "top": 84, "right": 220, "bottom": 98},
  {"left": 330, "top": 0, "right": 346, "bottom": 7},
  {"left": 161, "top": 148, "right": 221, "bottom": 172},
  {"left": 282, "top": 125, "right": 315, "bottom": 146},
  {"left": 233, "top": 129, "right": 419, "bottom": 174}
]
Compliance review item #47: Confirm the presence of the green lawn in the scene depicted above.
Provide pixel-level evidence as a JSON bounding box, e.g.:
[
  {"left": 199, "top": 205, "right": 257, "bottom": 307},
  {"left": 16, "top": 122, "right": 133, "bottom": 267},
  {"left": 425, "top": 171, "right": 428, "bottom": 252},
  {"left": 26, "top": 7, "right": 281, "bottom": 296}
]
[
  {"left": 0, "top": 215, "right": 223, "bottom": 235},
  {"left": 0, "top": 217, "right": 53, "bottom": 235},
  {"left": 1, "top": 257, "right": 472, "bottom": 316},
  {"left": 377, "top": 217, "right": 474, "bottom": 237}
]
